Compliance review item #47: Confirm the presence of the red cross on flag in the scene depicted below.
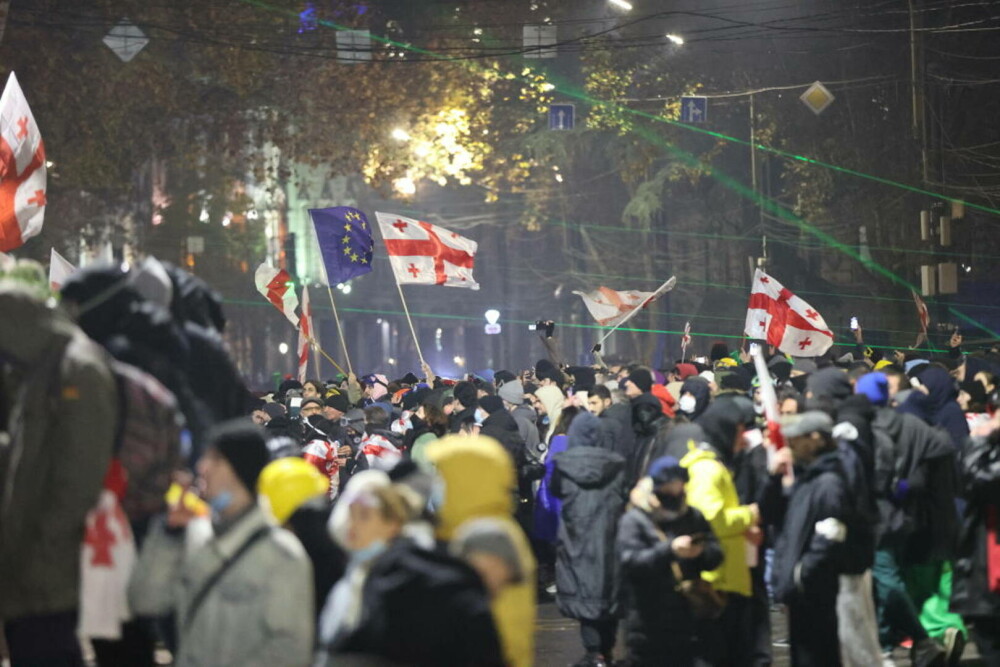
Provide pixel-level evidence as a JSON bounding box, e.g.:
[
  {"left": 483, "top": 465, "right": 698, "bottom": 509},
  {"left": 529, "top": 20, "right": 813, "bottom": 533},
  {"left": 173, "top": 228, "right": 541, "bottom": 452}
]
[
  {"left": 744, "top": 268, "right": 833, "bottom": 357},
  {"left": 573, "top": 277, "right": 676, "bottom": 328},
  {"left": 297, "top": 285, "right": 313, "bottom": 382},
  {"left": 0, "top": 73, "right": 46, "bottom": 252},
  {"left": 254, "top": 263, "right": 299, "bottom": 326},
  {"left": 912, "top": 290, "right": 930, "bottom": 334},
  {"left": 375, "top": 212, "right": 479, "bottom": 290}
]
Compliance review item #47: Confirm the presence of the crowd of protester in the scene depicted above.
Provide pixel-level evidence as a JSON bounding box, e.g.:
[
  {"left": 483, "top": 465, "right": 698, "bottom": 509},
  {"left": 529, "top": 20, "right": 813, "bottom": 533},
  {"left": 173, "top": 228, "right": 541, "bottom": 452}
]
[{"left": 3, "top": 257, "right": 1000, "bottom": 667}]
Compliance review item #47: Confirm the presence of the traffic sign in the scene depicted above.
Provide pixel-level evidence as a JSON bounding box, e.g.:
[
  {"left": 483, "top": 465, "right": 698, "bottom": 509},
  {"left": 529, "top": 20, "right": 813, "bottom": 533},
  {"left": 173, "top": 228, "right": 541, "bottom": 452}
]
[
  {"left": 800, "top": 81, "right": 835, "bottom": 115},
  {"left": 484, "top": 323, "right": 502, "bottom": 335},
  {"left": 680, "top": 96, "right": 707, "bottom": 123},
  {"left": 549, "top": 104, "right": 575, "bottom": 130}
]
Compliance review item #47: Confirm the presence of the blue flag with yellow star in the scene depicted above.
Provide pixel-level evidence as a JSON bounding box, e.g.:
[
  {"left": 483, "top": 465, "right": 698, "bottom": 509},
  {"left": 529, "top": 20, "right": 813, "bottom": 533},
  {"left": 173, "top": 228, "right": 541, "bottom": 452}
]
[{"left": 310, "top": 206, "right": 374, "bottom": 285}]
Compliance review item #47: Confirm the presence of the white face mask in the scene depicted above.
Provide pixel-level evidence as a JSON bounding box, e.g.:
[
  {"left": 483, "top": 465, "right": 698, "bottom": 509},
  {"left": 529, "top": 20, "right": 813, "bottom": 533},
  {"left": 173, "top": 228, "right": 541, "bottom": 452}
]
[
  {"left": 678, "top": 394, "right": 697, "bottom": 414},
  {"left": 753, "top": 402, "right": 765, "bottom": 415}
]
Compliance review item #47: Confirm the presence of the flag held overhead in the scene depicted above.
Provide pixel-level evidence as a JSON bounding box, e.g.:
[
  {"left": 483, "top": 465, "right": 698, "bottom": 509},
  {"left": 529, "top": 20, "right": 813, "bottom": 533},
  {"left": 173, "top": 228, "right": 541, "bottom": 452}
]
[
  {"left": 0, "top": 72, "right": 47, "bottom": 252},
  {"left": 254, "top": 263, "right": 299, "bottom": 326},
  {"left": 310, "top": 206, "right": 374, "bottom": 286},
  {"left": 744, "top": 269, "right": 833, "bottom": 357},
  {"left": 375, "top": 212, "right": 479, "bottom": 290}
]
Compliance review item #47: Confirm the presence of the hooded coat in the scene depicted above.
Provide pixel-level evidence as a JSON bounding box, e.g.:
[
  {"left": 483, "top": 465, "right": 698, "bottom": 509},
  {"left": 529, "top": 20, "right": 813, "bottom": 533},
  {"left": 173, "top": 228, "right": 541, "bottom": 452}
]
[
  {"left": 535, "top": 384, "right": 566, "bottom": 442},
  {"left": 681, "top": 402, "right": 755, "bottom": 597},
  {"left": 427, "top": 437, "right": 537, "bottom": 667},
  {"left": 677, "top": 377, "right": 712, "bottom": 421},
  {"left": 918, "top": 365, "right": 970, "bottom": 449},
  {"left": 551, "top": 412, "right": 628, "bottom": 620},
  {"left": 0, "top": 288, "right": 119, "bottom": 619},
  {"left": 952, "top": 431, "right": 1000, "bottom": 618},
  {"left": 629, "top": 393, "right": 671, "bottom": 486}
]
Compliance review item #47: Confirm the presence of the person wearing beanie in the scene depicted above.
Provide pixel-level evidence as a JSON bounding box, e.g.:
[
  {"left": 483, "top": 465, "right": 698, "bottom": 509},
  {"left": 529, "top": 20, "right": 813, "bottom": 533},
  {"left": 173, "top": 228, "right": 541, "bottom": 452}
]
[
  {"left": 449, "top": 380, "right": 480, "bottom": 434},
  {"left": 129, "top": 419, "right": 315, "bottom": 667},
  {"left": 494, "top": 369, "right": 517, "bottom": 388},
  {"left": 617, "top": 455, "right": 723, "bottom": 666},
  {"left": 551, "top": 412, "right": 628, "bottom": 667},
  {"left": 536, "top": 358, "right": 565, "bottom": 387},
  {"left": 624, "top": 368, "right": 653, "bottom": 397},
  {"left": 323, "top": 392, "right": 351, "bottom": 422}
]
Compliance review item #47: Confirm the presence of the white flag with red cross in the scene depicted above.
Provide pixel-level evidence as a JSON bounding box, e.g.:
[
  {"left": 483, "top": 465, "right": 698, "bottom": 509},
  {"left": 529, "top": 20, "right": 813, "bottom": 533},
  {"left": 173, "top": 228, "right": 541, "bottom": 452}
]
[
  {"left": 49, "top": 247, "right": 76, "bottom": 291},
  {"left": 297, "top": 285, "right": 313, "bottom": 382},
  {"left": 573, "top": 277, "right": 676, "bottom": 329},
  {"left": 254, "top": 263, "right": 299, "bottom": 326},
  {"left": 0, "top": 72, "right": 47, "bottom": 252},
  {"left": 681, "top": 320, "right": 692, "bottom": 359},
  {"left": 375, "top": 212, "right": 479, "bottom": 290},
  {"left": 744, "top": 269, "right": 833, "bottom": 357}
]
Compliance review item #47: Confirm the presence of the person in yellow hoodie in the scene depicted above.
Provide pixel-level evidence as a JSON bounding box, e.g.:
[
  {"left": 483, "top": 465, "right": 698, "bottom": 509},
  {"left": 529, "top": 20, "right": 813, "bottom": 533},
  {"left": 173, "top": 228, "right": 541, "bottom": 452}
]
[
  {"left": 680, "top": 399, "right": 761, "bottom": 666},
  {"left": 427, "top": 435, "right": 538, "bottom": 667}
]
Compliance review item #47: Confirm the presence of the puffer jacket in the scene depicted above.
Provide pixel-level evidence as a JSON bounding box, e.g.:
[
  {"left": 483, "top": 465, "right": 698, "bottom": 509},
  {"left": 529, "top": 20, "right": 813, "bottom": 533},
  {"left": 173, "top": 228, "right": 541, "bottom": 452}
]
[
  {"left": 0, "top": 287, "right": 118, "bottom": 619},
  {"left": 128, "top": 507, "right": 314, "bottom": 667}
]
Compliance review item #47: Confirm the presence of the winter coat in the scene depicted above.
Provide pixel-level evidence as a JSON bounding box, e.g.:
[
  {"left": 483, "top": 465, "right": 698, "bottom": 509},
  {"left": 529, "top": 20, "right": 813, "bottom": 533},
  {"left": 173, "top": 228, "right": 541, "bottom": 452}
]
[
  {"left": 651, "top": 383, "right": 677, "bottom": 417},
  {"left": 680, "top": 445, "right": 754, "bottom": 596},
  {"left": 872, "top": 407, "right": 958, "bottom": 561},
  {"left": 919, "top": 366, "right": 971, "bottom": 449},
  {"left": 770, "top": 452, "right": 853, "bottom": 605},
  {"left": 677, "top": 377, "right": 712, "bottom": 421},
  {"left": 617, "top": 503, "right": 723, "bottom": 665},
  {"left": 427, "top": 437, "right": 537, "bottom": 667},
  {"left": 551, "top": 413, "right": 628, "bottom": 620},
  {"left": 630, "top": 394, "right": 671, "bottom": 486},
  {"left": 511, "top": 403, "right": 543, "bottom": 463},
  {"left": 951, "top": 432, "right": 1000, "bottom": 618},
  {"left": 481, "top": 410, "right": 526, "bottom": 467},
  {"left": 601, "top": 401, "right": 636, "bottom": 462},
  {"left": 128, "top": 507, "right": 314, "bottom": 667},
  {"left": 0, "top": 288, "right": 118, "bottom": 619},
  {"left": 321, "top": 537, "right": 504, "bottom": 667}
]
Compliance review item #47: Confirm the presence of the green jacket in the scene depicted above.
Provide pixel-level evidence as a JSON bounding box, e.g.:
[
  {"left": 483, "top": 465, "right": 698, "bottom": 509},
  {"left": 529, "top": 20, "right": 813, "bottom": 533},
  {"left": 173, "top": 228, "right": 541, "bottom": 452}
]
[
  {"left": 0, "top": 288, "right": 118, "bottom": 618},
  {"left": 680, "top": 446, "right": 754, "bottom": 597}
]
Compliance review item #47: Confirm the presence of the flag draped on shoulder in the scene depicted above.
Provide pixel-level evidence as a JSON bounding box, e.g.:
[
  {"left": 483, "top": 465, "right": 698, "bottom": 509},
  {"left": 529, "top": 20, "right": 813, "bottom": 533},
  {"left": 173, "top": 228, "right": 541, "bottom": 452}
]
[
  {"left": 744, "top": 269, "right": 833, "bottom": 357},
  {"left": 375, "top": 212, "right": 479, "bottom": 290},
  {"left": 310, "top": 206, "right": 374, "bottom": 285},
  {"left": 254, "top": 263, "right": 299, "bottom": 326},
  {"left": 297, "top": 286, "right": 313, "bottom": 382},
  {"left": 0, "top": 72, "right": 46, "bottom": 252},
  {"left": 574, "top": 277, "right": 676, "bottom": 329},
  {"left": 49, "top": 247, "right": 75, "bottom": 291}
]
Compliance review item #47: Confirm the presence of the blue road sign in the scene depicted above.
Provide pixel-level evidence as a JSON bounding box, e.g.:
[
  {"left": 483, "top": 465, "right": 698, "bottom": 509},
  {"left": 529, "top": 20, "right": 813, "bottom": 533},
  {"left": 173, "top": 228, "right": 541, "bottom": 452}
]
[
  {"left": 549, "top": 104, "right": 575, "bottom": 130},
  {"left": 680, "top": 96, "right": 708, "bottom": 123}
]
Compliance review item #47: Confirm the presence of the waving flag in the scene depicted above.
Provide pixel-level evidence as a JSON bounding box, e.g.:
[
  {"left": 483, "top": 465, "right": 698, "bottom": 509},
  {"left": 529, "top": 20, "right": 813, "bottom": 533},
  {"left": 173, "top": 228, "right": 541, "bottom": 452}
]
[
  {"left": 375, "top": 212, "right": 479, "bottom": 290},
  {"left": 681, "top": 321, "right": 692, "bottom": 360},
  {"left": 49, "top": 247, "right": 75, "bottom": 291},
  {"left": 254, "top": 263, "right": 299, "bottom": 326},
  {"left": 310, "top": 207, "right": 374, "bottom": 285},
  {"left": 744, "top": 269, "right": 833, "bottom": 357},
  {"left": 574, "top": 277, "right": 676, "bottom": 329},
  {"left": 297, "top": 286, "right": 313, "bottom": 382},
  {"left": 0, "top": 72, "right": 47, "bottom": 252}
]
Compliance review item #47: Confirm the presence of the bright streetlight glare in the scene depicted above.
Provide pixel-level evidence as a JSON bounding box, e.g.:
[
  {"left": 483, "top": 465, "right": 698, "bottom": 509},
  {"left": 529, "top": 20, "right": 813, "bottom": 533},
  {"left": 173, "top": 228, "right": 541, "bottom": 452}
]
[
  {"left": 393, "top": 177, "right": 417, "bottom": 196},
  {"left": 391, "top": 128, "right": 411, "bottom": 141},
  {"left": 484, "top": 309, "right": 500, "bottom": 324},
  {"left": 666, "top": 33, "right": 685, "bottom": 45},
  {"left": 278, "top": 342, "right": 289, "bottom": 355},
  {"left": 608, "top": 0, "right": 633, "bottom": 11}
]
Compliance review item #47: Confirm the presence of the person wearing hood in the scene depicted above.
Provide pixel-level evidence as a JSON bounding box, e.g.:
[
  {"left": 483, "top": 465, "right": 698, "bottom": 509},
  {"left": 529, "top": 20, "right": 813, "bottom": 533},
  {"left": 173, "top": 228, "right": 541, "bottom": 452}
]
[
  {"left": 535, "top": 383, "right": 567, "bottom": 443},
  {"left": 617, "top": 456, "right": 723, "bottom": 666},
  {"left": 629, "top": 393, "right": 673, "bottom": 487},
  {"left": 860, "top": 372, "right": 962, "bottom": 666},
  {"left": 918, "top": 365, "right": 971, "bottom": 450},
  {"left": 551, "top": 412, "right": 628, "bottom": 667},
  {"left": 676, "top": 376, "right": 712, "bottom": 421},
  {"left": 481, "top": 394, "right": 538, "bottom": 537},
  {"left": 427, "top": 436, "right": 537, "bottom": 667},
  {"left": 499, "top": 379, "right": 544, "bottom": 464},
  {"left": 624, "top": 367, "right": 676, "bottom": 418},
  {"left": 0, "top": 275, "right": 120, "bottom": 666},
  {"left": 316, "top": 470, "right": 503, "bottom": 667},
  {"left": 682, "top": 399, "right": 760, "bottom": 666},
  {"left": 129, "top": 420, "right": 314, "bottom": 667}
]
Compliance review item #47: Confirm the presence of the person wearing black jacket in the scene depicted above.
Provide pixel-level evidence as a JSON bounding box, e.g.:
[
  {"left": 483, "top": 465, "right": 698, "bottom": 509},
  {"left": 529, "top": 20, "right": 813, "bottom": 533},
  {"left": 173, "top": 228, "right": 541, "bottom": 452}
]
[
  {"left": 552, "top": 411, "right": 628, "bottom": 667},
  {"left": 480, "top": 395, "right": 538, "bottom": 535},
  {"left": 767, "top": 411, "right": 854, "bottom": 667},
  {"left": 618, "top": 456, "right": 723, "bottom": 666},
  {"left": 629, "top": 393, "right": 671, "bottom": 487}
]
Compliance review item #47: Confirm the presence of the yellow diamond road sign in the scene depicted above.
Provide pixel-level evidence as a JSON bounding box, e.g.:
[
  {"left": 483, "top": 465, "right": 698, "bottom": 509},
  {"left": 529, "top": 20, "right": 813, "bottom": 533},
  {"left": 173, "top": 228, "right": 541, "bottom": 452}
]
[{"left": 800, "top": 81, "right": 835, "bottom": 115}]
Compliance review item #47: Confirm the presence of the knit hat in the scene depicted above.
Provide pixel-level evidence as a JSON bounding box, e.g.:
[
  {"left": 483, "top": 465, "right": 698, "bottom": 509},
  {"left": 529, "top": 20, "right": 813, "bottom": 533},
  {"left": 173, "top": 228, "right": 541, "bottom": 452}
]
[
  {"left": 324, "top": 392, "right": 350, "bottom": 413},
  {"left": 402, "top": 387, "right": 431, "bottom": 412},
  {"left": 480, "top": 395, "right": 506, "bottom": 415},
  {"left": 647, "top": 456, "right": 690, "bottom": 485},
  {"left": 208, "top": 420, "right": 271, "bottom": 493},
  {"left": 626, "top": 368, "right": 653, "bottom": 393},
  {"left": 494, "top": 370, "right": 517, "bottom": 387},
  {"left": 780, "top": 411, "right": 834, "bottom": 438},
  {"left": 855, "top": 372, "right": 889, "bottom": 407},
  {"left": 672, "top": 363, "right": 698, "bottom": 380},
  {"left": 960, "top": 379, "right": 988, "bottom": 408},
  {"left": 301, "top": 397, "right": 323, "bottom": 410},
  {"left": 806, "top": 368, "right": 853, "bottom": 401},
  {"left": 343, "top": 408, "right": 366, "bottom": 432},
  {"left": 904, "top": 358, "right": 930, "bottom": 375},
  {"left": 453, "top": 381, "right": 478, "bottom": 409},
  {"left": 535, "top": 359, "right": 564, "bottom": 385},
  {"left": 262, "top": 403, "right": 285, "bottom": 419},
  {"left": 568, "top": 366, "right": 597, "bottom": 392},
  {"left": 498, "top": 380, "right": 525, "bottom": 406}
]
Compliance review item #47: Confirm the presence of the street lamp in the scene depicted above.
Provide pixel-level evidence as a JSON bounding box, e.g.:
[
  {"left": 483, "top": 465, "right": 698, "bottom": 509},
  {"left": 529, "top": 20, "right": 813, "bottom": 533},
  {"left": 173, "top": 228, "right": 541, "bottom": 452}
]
[
  {"left": 391, "top": 128, "right": 411, "bottom": 142},
  {"left": 608, "top": 0, "right": 632, "bottom": 11},
  {"left": 278, "top": 342, "right": 289, "bottom": 355},
  {"left": 485, "top": 309, "right": 500, "bottom": 325},
  {"left": 453, "top": 355, "right": 465, "bottom": 367},
  {"left": 666, "top": 33, "right": 685, "bottom": 45}
]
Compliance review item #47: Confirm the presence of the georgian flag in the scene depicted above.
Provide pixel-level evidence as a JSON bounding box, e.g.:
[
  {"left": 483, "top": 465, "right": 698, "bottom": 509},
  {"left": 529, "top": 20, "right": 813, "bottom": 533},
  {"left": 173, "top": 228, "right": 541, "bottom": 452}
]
[
  {"left": 0, "top": 72, "right": 47, "bottom": 252},
  {"left": 574, "top": 277, "right": 676, "bottom": 329},
  {"left": 375, "top": 212, "right": 479, "bottom": 290},
  {"left": 744, "top": 269, "right": 833, "bottom": 357},
  {"left": 49, "top": 247, "right": 76, "bottom": 291},
  {"left": 297, "top": 285, "right": 314, "bottom": 382},
  {"left": 681, "top": 321, "right": 692, "bottom": 356},
  {"left": 254, "top": 263, "right": 299, "bottom": 326},
  {"left": 912, "top": 290, "right": 930, "bottom": 334}
]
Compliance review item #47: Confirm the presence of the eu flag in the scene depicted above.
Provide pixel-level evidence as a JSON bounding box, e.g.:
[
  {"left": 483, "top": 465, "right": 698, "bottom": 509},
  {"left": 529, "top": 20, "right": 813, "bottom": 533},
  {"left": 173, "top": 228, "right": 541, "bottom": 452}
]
[{"left": 309, "top": 206, "right": 374, "bottom": 285}]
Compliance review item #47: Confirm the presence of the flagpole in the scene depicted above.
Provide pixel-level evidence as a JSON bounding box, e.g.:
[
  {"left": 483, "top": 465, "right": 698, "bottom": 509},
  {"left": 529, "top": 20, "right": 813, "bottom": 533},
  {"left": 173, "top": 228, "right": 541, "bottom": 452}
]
[
  {"left": 392, "top": 278, "right": 426, "bottom": 369},
  {"left": 593, "top": 276, "right": 676, "bottom": 351},
  {"left": 304, "top": 332, "right": 347, "bottom": 376},
  {"left": 326, "top": 286, "right": 354, "bottom": 377}
]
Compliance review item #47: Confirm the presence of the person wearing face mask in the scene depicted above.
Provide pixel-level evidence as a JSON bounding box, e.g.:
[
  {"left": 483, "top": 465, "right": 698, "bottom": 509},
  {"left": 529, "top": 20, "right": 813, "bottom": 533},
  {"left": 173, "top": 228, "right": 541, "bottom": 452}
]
[
  {"left": 128, "top": 420, "right": 314, "bottom": 667},
  {"left": 317, "top": 470, "right": 504, "bottom": 667},
  {"left": 676, "top": 376, "right": 713, "bottom": 422},
  {"left": 618, "top": 456, "right": 723, "bottom": 666}
]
